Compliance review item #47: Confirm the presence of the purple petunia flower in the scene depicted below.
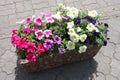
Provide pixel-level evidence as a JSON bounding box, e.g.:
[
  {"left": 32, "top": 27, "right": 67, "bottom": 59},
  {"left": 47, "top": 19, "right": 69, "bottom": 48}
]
[
  {"left": 43, "top": 39, "right": 53, "bottom": 50},
  {"left": 62, "top": 16, "right": 70, "bottom": 20},
  {"left": 84, "top": 36, "right": 90, "bottom": 43},
  {"left": 59, "top": 23, "right": 65, "bottom": 27},
  {"left": 83, "top": 16, "right": 96, "bottom": 24},
  {"left": 54, "top": 35, "right": 62, "bottom": 44},
  {"left": 93, "top": 31, "right": 99, "bottom": 36},
  {"left": 103, "top": 40, "right": 107, "bottom": 46},
  {"left": 104, "top": 23, "right": 109, "bottom": 28},
  {"left": 58, "top": 48, "right": 66, "bottom": 54},
  {"left": 103, "top": 30, "right": 109, "bottom": 34},
  {"left": 74, "top": 17, "right": 81, "bottom": 25}
]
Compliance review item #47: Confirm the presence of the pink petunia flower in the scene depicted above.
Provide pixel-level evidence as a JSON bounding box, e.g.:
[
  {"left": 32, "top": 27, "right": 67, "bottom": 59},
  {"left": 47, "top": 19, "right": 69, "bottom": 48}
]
[
  {"left": 44, "top": 13, "right": 52, "bottom": 17},
  {"left": 26, "top": 17, "right": 31, "bottom": 24},
  {"left": 46, "top": 17, "right": 54, "bottom": 23},
  {"left": 35, "top": 30, "right": 44, "bottom": 40},
  {"left": 22, "top": 27, "right": 31, "bottom": 33},
  {"left": 43, "top": 29, "right": 52, "bottom": 38},
  {"left": 31, "top": 27, "right": 39, "bottom": 32},
  {"left": 12, "top": 29, "right": 17, "bottom": 35},
  {"left": 26, "top": 53, "right": 36, "bottom": 62},
  {"left": 43, "top": 39, "right": 53, "bottom": 50},
  {"left": 37, "top": 43, "right": 46, "bottom": 54},
  {"left": 11, "top": 34, "right": 20, "bottom": 45},
  {"left": 16, "top": 38, "right": 27, "bottom": 49},
  {"left": 26, "top": 42, "right": 36, "bottom": 53},
  {"left": 34, "top": 17, "right": 42, "bottom": 26},
  {"left": 54, "top": 35, "right": 62, "bottom": 44}
]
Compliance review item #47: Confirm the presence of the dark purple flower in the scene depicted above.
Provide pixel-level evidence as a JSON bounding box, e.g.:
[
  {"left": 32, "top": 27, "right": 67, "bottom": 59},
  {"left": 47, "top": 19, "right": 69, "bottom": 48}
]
[
  {"left": 83, "top": 16, "right": 96, "bottom": 24},
  {"left": 59, "top": 23, "right": 64, "bottom": 27},
  {"left": 103, "top": 30, "right": 109, "bottom": 34},
  {"left": 54, "top": 35, "right": 62, "bottom": 44},
  {"left": 107, "top": 38, "right": 110, "bottom": 40},
  {"left": 58, "top": 48, "right": 66, "bottom": 54},
  {"left": 43, "top": 39, "right": 53, "bottom": 50},
  {"left": 104, "top": 23, "right": 109, "bottom": 28},
  {"left": 74, "top": 17, "right": 81, "bottom": 25},
  {"left": 62, "top": 16, "right": 70, "bottom": 20},
  {"left": 103, "top": 40, "right": 107, "bottom": 46},
  {"left": 93, "top": 31, "right": 99, "bottom": 36},
  {"left": 84, "top": 36, "right": 90, "bottom": 43}
]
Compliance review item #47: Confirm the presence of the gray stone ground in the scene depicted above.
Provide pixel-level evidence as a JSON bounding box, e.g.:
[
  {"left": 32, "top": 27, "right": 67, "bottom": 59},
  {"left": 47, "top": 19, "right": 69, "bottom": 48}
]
[{"left": 0, "top": 0, "right": 120, "bottom": 80}]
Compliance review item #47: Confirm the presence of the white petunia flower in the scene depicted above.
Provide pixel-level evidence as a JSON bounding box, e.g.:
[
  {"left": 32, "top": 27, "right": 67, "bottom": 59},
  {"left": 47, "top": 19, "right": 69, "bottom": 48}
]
[
  {"left": 16, "top": 19, "right": 25, "bottom": 24},
  {"left": 66, "top": 7, "right": 79, "bottom": 19},
  {"left": 79, "top": 34, "right": 87, "bottom": 42},
  {"left": 66, "top": 41, "right": 75, "bottom": 50},
  {"left": 86, "top": 23, "right": 95, "bottom": 32},
  {"left": 93, "top": 27, "right": 99, "bottom": 32},
  {"left": 58, "top": 3, "right": 65, "bottom": 9},
  {"left": 68, "top": 28, "right": 75, "bottom": 35},
  {"left": 67, "top": 21, "right": 74, "bottom": 29},
  {"left": 53, "top": 12, "right": 62, "bottom": 21},
  {"left": 77, "top": 27, "right": 82, "bottom": 32},
  {"left": 88, "top": 10, "right": 98, "bottom": 17},
  {"left": 70, "top": 33, "right": 79, "bottom": 42},
  {"left": 78, "top": 45, "right": 87, "bottom": 53}
]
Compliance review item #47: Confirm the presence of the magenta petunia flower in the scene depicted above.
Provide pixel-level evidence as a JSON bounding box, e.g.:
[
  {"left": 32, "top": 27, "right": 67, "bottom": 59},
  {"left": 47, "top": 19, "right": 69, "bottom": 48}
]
[
  {"left": 26, "top": 17, "right": 31, "bottom": 24},
  {"left": 31, "top": 27, "right": 39, "bottom": 32},
  {"left": 26, "top": 42, "right": 36, "bottom": 53},
  {"left": 34, "top": 17, "right": 42, "bottom": 26},
  {"left": 43, "top": 13, "right": 52, "bottom": 17},
  {"left": 22, "top": 27, "right": 31, "bottom": 33},
  {"left": 26, "top": 53, "right": 36, "bottom": 62},
  {"left": 37, "top": 43, "right": 46, "bottom": 54},
  {"left": 35, "top": 30, "right": 44, "bottom": 40},
  {"left": 11, "top": 34, "right": 20, "bottom": 45},
  {"left": 54, "top": 35, "right": 62, "bottom": 44},
  {"left": 16, "top": 38, "right": 27, "bottom": 49},
  {"left": 43, "top": 29, "right": 52, "bottom": 38},
  {"left": 43, "top": 39, "right": 53, "bottom": 50}
]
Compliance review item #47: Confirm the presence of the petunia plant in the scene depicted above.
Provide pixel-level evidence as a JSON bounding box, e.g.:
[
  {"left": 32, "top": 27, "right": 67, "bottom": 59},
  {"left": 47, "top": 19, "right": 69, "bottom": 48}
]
[{"left": 11, "top": 3, "right": 109, "bottom": 63}]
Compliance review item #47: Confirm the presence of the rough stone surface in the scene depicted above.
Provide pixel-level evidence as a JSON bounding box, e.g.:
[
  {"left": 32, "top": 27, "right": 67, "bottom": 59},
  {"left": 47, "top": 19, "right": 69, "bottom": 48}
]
[{"left": 0, "top": 0, "right": 120, "bottom": 80}]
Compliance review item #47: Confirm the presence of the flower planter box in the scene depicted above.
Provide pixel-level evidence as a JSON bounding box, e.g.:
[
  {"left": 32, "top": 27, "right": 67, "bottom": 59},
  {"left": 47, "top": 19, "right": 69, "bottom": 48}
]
[
  {"left": 11, "top": 4, "right": 109, "bottom": 72},
  {"left": 18, "top": 45, "right": 101, "bottom": 72}
]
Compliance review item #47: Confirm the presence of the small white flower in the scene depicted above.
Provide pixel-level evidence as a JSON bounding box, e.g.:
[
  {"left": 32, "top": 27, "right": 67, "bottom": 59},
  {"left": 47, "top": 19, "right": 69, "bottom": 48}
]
[
  {"left": 93, "top": 27, "right": 99, "bottom": 32},
  {"left": 58, "top": 3, "right": 65, "bottom": 9},
  {"left": 67, "top": 21, "right": 74, "bottom": 29},
  {"left": 16, "top": 19, "right": 25, "bottom": 24},
  {"left": 70, "top": 33, "right": 79, "bottom": 42},
  {"left": 78, "top": 45, "right": 87, "bottom": 53},
  {"left": 66, "top": 7, "right": 79, "bottom": 19},
  {"left": 77, "top": 27, "right": 82, "bottom": 32},
  {"left": 68, "top": 28, "right": 75, "bottom": 35},
  {"left": 66, "top": 41, "right": 75, "bottom": 50},
  {"left": 86, "top": 23, "right": 95, "bottom": 32},
  {"left": 79, "top": 34, "right": 87, "bottom": 42},
  {"left": 53, "top": 12, "right": 62, "bottom": 21},
  {"left": 88, "top": 10, "right": 98, "bottom": 17}
]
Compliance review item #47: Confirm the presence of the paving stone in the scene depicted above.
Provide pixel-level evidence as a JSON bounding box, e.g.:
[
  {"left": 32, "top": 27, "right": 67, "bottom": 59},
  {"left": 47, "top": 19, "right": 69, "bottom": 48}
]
[
  {"left": 74, "top": 1, "right": 83, "bottom": 9},
  {"left": 16, "top": 2, "right": 24, "bottom": 12},
  {"left": 97, "top": 62, "right": 111, "bottom": 75},
  {"left": 8, "top": 14, "right": 17, "bottom": 26},
  {"left": 106, "top": 75, "right": 118, "bottom": 80},
  {"left": 33, "top": 2, "right": 49, "bottom": 9},
  {"left": 31, "top": 0, "right": 45, "bottom": 4},
  {"left": 0, "top": 0, "right": 6, "bottom": 5},
  {"left": 110, "top": 59, "right": 120, "bottom": 80},
  {"left": 5, "top": 74, "right": 15, "bottom": 80},
  {"left": 0, "top": 15, "right": 9, "bottom": 28},
  {"left": 100, "top": 43, "right": 115, "bottom": 58},
  {"left": 0, "top": 3, "right": 15, "bottom": 11},
  {"left": 48, "top": 0, "right": 57, "bottom": 7},
  {"left": 17, "top": 10, "right": 34, "bottom": 18},
  {"left": 94, "top": 51, "right": 111, "bottom": 64},
  {"left": 0, "top": 9, "right": 16, "bottom": 16},
  {"left": 96, "top": 0, "right": 107, "bottom": 7},
  {"left": 42, "top": 7, "right": 51, "bottom": 13},
  {"left": 114, "top": 44, "right": 120, "bottom": 60},
  {"left": 0, "top": 71, "right": 7, "bottom": 80},
  {"left": 34, "top": 9, "right": 43, "bottom": 16},
  {"left": 56, "top": 0, "right": 64, "bottom": 4},
  {"left": 82, "top": 0, "right": 96, "bottom": 5},
  {"left": 24, "top": 0, "right": 33, "bottom": 11},
  {"left": 0, "top": 39, "right": 11, "bottom": 50},
  {"left": 84, "top": 3, "right": 100, "bottom": 10},
  {"left": 104, "top": 0, "right": 120, "bottom": 6},
  {"left": 95, "top": 73, "right": 105, "bottom": 80},
  {"left": 2, "top": 62, "right": 16, "bottom": 74}
]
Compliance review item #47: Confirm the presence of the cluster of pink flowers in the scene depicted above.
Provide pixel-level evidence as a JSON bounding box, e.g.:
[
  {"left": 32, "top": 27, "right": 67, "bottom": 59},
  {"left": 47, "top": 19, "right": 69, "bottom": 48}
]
[{"left": 11, "top": 15, "right": 62, "bottom": 63}]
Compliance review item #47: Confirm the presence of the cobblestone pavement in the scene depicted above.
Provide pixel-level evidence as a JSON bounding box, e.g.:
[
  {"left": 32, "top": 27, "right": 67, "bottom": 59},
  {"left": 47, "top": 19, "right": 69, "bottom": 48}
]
[{"left": 0, "top": 0, "right": 120, "bottom": 80}]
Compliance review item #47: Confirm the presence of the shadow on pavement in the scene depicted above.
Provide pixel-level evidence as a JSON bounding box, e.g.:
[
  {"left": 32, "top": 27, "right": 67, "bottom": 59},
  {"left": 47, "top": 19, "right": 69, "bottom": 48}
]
[{"left": 15, "top": 58, "right": 98, "bottom": 80}]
